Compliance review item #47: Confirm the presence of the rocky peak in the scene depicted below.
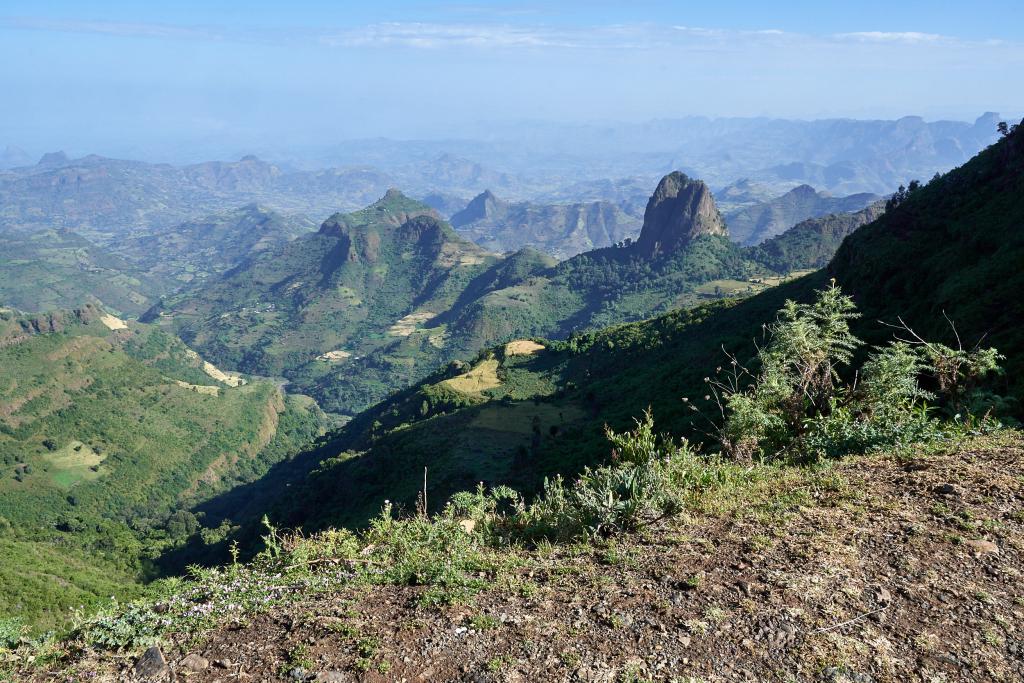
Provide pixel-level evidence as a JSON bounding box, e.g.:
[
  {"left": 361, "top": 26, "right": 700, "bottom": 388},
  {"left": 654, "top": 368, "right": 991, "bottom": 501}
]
[
  {"left": 38, "top": 151, "right": 70, "bottom": 167},
  {"left": 0, "top": 145, "right": 32, "bottom": 169},
  {"left": 634, "top": 172, "right": 727, "bottom": 258},
  {"left": 450, "top": 190, "right": 511, "bottom": 227},
  {"left": 788, "top": 184, "right": 820, "bottom": 199},
  {"left": 319, "top": 190, "right": 439, "bottom": 237},
  {"left": 974, "top": 112, "right": 1001, "bottom": 130}
]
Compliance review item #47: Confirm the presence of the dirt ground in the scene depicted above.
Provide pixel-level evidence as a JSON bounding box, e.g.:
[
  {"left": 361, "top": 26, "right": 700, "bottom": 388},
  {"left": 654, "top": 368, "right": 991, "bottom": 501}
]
[{"left": 34, "top": 436, "right": 1024, "bottom": 682}]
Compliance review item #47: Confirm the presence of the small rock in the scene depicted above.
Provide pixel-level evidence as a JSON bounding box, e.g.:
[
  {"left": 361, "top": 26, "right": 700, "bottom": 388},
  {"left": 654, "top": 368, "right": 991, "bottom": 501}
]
[
  {"left": 289, "top": 666, "right": 309, "bottom": 680},
  {"left": 963, "top": 539, "right": 999, "bottom": 555},
  {"left": 876, "top": 587, "right": 893, "bottom": 605},
  {"left": 133, "top": 646, "right": 169, "bottom": 680},
  {"left": 933, "top": 483, "right": 962, "bottom": 497},
  {"left": 179, "top": 653, "right": 210, "bottom": 672},
  {"left": 459, "top": 518, "right": 476, "bottom": 534},
  {"left": 214, "top": 658, "right": 233, "bottom": 668},
  {"left": 315, "top": 672, "right": 349, "bottom": 683}
]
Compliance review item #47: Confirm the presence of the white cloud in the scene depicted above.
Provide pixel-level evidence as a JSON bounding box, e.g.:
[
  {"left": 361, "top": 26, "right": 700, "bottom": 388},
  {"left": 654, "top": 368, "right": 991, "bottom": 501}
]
[
  {"left": 322, "top": 22, "right": 805, "bottom": 51},
  {"left": 835, "top": 31, "right": 945, "bottom": 44},
  {"left": 1, "top": 15, "right": 1015, "bottom": 56},
  {"left": 320, "top": 22, "right": 585, "bottom": 49}
]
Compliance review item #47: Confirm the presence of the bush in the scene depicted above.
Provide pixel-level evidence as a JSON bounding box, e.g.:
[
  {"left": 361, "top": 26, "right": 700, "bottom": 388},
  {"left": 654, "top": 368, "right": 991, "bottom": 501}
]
[
  {"left": 714, "top": 282, "right": 861, "bottom": 460},
  {"left": 701, "top": 284, "right": 1004, "bottom": 461},
  {"left": 500, "top": 411, "right": 689, "bottom": 540},
  {"left": 0, "top": 617, "right": 25, "bottom": 650}
]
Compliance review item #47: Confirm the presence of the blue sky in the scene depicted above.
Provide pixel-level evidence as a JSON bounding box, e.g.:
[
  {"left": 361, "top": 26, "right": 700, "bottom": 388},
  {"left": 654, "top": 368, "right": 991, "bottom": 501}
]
[{"left": 2, "top": 1, "right": 1022, "bottom": 157}]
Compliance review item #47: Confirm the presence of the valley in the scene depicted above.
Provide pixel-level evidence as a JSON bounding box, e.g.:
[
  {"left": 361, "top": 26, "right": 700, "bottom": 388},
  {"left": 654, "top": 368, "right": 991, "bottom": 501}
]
[
  {"left": 3, "top": 0, "right": 1024, "bottom": 679},
  {"left": 0, "top": 44, "right": 1020, "bottom": 681},
  {"left": 138, "top": 172, "right": 887, "bottom": 418},
  {"left": 0, "top": 306, "right": 325, "bottom": 629}
]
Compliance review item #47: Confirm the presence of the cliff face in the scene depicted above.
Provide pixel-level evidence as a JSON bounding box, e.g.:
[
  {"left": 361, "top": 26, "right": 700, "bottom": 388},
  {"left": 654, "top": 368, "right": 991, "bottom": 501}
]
[
  {"left": 634, "top": 172, "right": 728, "bottom": 258},
  {"left": 450, "top": 190, "right": 641, "bottom": 259}
]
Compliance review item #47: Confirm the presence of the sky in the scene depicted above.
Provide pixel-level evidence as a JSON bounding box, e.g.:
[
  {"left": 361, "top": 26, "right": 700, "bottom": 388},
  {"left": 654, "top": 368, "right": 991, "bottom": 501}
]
[{"left": 1, "top": 1, "right": 1022, "bottom": 158}]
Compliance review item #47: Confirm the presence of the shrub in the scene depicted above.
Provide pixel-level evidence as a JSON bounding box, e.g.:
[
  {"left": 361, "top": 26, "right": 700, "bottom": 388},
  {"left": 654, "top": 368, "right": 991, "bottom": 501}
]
[
  {"left": 511, "top": 411, "right": 689, "bottom": 539},
  {"left": 361, "top": 502, "right": 493, "bottom": 602},
  {"left": 0, "top": 617, "right": 25, "bottom": 650},
  {"left": 714, "top": 282, "right": 861, "bottom": 460},
  {"left": 701, "top": 283, "right": 1005, "bottom": 461}
]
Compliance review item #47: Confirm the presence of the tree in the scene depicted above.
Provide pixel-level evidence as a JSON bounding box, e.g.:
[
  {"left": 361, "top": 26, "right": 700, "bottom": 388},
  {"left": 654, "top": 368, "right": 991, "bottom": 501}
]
[{"left": 997, "top": 120, "right": 1021, "bottom": 137}]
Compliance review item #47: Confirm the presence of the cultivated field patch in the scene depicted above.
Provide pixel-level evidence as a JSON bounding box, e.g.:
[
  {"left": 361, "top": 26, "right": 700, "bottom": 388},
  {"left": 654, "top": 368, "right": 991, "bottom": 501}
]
[
  {"left": 442, "top": 359, "right": 501, "bottom": 394},
  {"left": 387, "top": 311, "right": 436, "bottom": 337},
  {"left": 174, "top": 380, "right": 220, "bottom": 396},
  {"left": 504, "top": 339, "right": 545, "bottom": 356},
  {"left": 317, "top": 349, "right": 352, "bottom": 362},
  {"left": 99, "top": 314, "right": 128, "bottom": 331}
]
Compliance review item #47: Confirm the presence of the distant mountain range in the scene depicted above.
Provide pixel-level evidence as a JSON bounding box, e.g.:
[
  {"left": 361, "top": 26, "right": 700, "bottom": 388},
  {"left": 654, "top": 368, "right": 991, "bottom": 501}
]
[
  {"left": 0, "top": 154, "right": 391, "bottom": 242},
  {"left": 0, "top": 230, "right": 172, "bottom": 316},
  {"left": 0, "top": 145, "right": 32, "bottom": 169},
  {"left": 112, "top": 204, "right": 316, "bottom": 285},
  {"left": 434, "top": 181, "right": 875, "bottom": 259},
  {"left": 0, "top": 205, "right": 318, "bottom": 315},
  {"left": 723, "top": 184, "right": 880, "bottom": 245},
  {"left": 450, "top": 190, "right": 642, "bottom": 258},
  {"left": 0, "top": 113, "right": 1002, "bottom": 247},
  {"left": 300, "top": 112, "right": 1003, "bottom": 195}
]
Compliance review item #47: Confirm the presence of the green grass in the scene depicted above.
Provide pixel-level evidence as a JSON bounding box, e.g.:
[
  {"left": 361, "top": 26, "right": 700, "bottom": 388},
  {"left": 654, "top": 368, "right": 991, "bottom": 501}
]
[
  {"left": 0, "top": 537, "right": 143, "bottom": 633},
  {"left": 42, "top": 441, "right": 106, "bottom": 489}
]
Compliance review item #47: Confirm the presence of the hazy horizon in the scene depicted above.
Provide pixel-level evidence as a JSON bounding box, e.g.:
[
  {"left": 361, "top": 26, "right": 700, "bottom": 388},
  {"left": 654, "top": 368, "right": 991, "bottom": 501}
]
[{"left": 2, "top": 1, "right": 1023, "bottom": 162}]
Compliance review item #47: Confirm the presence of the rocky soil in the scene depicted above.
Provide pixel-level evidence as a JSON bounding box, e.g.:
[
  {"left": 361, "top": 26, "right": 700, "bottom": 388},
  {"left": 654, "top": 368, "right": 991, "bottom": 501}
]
[{"left": 31, "top": 434, "right": 1024, "bottom": 682}]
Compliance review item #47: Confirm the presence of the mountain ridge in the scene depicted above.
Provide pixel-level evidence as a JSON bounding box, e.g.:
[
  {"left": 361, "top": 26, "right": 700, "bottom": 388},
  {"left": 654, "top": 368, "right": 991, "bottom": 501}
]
[
  {"left": 450, "top": 190, "right": 642, "bottom": 259},
  {"left": 147, "top": 174, "right": 882, "bottom": 415},
  {"left": 724, "top": 183, "right": 880, "bottom": 245},
  {"left": 248, "top": 122, "right": 1024, "bottom": 536}
]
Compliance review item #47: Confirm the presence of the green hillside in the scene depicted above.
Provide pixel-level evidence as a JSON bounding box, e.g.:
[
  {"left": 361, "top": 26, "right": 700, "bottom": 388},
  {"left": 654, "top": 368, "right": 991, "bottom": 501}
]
[
  {"left": 0, "top": 306, "right": 324, "bottom": 630},
  {"left": 746, "top": 200, "right": 885, "bottom": 272},
  {"left": 257, "top": 125, "right": 1023, "bottom": 535},
  {"left": 144, "top": 191, "right": 503, "bottom": 412},
  {"left": 724, "top": 183, "right": 879, "bottom": 245},
  {"left": 112, "top": 204, "right": 316, "bottom": 285},
  {"left": 0, "top": 230, "right": 171, "bottom": 316}
]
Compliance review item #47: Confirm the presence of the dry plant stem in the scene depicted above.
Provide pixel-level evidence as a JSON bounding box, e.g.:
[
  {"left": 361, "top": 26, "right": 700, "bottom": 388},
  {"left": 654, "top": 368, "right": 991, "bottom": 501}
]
[{"left": 812, "top": 606, "right": 888, "bottom": 634}]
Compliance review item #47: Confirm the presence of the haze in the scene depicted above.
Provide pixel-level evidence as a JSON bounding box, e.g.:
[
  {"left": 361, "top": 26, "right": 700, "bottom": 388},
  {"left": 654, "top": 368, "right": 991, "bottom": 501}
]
[{"left": 1, "top": 0, "right": 1023, "bottom": 162}]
